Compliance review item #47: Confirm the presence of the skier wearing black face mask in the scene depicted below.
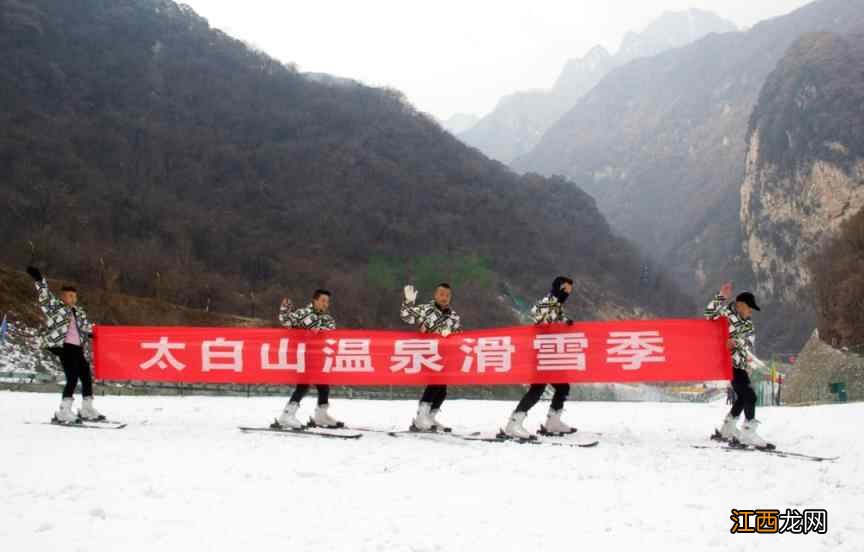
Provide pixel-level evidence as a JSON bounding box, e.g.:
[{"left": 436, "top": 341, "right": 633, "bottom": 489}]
[{"left": 503, "top": 276, "right": 576, "bottom": 439}]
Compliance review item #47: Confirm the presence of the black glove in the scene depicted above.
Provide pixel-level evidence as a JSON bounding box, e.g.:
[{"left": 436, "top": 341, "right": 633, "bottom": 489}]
[{"left": 26, "top": 266, "right": 43, "bottom": 282}]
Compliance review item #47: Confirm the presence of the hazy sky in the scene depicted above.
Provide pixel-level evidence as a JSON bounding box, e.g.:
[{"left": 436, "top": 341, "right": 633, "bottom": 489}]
[{"left": 181, "top": 0, "right": 813, "bottom": 121}]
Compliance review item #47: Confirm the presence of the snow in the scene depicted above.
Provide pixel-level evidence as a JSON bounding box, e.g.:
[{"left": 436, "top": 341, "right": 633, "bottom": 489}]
[{"left": 0, "top": 391, "right": 861, "bottom": 551}]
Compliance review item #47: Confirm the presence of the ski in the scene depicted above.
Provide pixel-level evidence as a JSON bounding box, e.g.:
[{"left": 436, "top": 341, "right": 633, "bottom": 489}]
[
  {"left": 78, "top": 418, "right": 125, "bottom": 425},
  {"left": 307, "top": 419, "right": 347, "bottom": 429},
  {"left": 535, "top": 433, "right": 602, "bottom": 447},
  {"left": 386, "top": 429, "right": 463, "bottom": 443},
  {"left": 388, "top": 429, "right": 599, "bottom": 448},
  {"left": 238, "top": 426, "right": 362, "bottom": 440},
  {"left": 747, "top": 448, "right": 838, "bottom": 462},
  {"left": 459, "top": 431, "right": 599, "bottom": 448},
  {"left": 290, "top": 422, "right": 452, "bottom": 436},
  {"left": 694, "top": 434, "right": 838, "bottom": 462},
  {"left": 539, "top": 427, "right": 603, "bottom": 441},
  {"left": 538, "top": 425, "right": 578, "bottom": 436},
  {"left": 692, "top": 443, "right": 837, "bottom": 462},
  {"left": 342, "top": 426, "right": 416, "bottom": 436},
  {"left": 42, "top": 419, "right": 127, "bottom": 430},
  {"left": 408, "top": 423, "right": 452, "bottom": 433},
  {"left": 458, "top": 432, "right": 539, "bottom": 445},
  {"left": 286, "top": 425, "right": 451, "bottom": 437},
  {"left": 709, "top": 429, "right": 777, "bottom": 450}
]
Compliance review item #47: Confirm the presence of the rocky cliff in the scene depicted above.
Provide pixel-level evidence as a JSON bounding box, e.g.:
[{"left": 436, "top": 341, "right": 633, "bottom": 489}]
[
  {"left": 741, "top": 31, "right": 864, "bottom": 348},
  {"left": 517, "top": 0, "right": 864, "bottom": 330}
]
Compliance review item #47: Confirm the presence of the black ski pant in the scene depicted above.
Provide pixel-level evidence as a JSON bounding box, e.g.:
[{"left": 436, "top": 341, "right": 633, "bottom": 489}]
[
  {"left": 515, "top": 383, "right": 570, "bottom": 413},
  {"left": 419, "top": 385, "right": 447, "bottom": 410},
  {"left": 290, "top": 384, "right": 330, "bottom": 406},
  {"left": 52, "top": 343, "right": 93, "bottom": 399},
  {"left": 729, "top": 368, "right": 757, "bottom": 421}
]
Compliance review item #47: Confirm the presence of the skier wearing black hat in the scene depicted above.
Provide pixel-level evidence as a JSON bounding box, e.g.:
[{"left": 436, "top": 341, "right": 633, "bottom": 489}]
[
  {"left": 504, "top": 276, "right": 576, "bottom": 439},
  {"left": 705, "top": 282, "right": 771, "bottom": 448},
  {"left": 25, "top": 266, "right": 105, "bottom": 424}
]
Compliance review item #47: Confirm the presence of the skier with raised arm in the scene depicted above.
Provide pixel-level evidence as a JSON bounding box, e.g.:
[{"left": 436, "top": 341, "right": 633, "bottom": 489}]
[
  {"left": 26, "top": 266, "right": 105, "bottom": 424},
  {"left": 272, "top": 289, "right": 344, "bottom": 430},
  {"left": 706, "top": 282, "right": 772, "bottom": 449},
  {"left": 400, "top": 282, "right": 461, "bottom": 432}
]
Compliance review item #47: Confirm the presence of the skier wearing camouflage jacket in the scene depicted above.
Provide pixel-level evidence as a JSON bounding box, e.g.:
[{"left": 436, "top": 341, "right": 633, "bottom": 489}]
[
  {"left": 272, "top": 289, "right": 344, "bottom": 430},
  {"left": 400, "top": 282, "right": 461, "bottom": 432},
  {"left": 26, "top": 266, "right": 104, "bottom": 423},
  {"left": 706, "top": 282, "right": 770, "bottom": 448},
  {"left": 504, "top": 276, "right": 576, "bottom": 439}
]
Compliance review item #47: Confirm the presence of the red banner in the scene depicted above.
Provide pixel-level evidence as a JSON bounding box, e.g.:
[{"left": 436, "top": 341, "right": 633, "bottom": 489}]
[{"left": 93, "top": 320, "right": 730, "bottom": 385}]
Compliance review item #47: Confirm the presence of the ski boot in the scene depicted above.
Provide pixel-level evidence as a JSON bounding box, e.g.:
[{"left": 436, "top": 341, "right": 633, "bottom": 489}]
[
  {"left": 271, "top": 401, "right": 305, "bottom": 430},
  {"left": 78, "top": 397, "right": 106, "bottom": 422},
  {"left": 503, "top": 411, "right": 533, "bottom": 440},
  {"left": 309, "top": 404, "right": 345, "bottom": 428},
  {"left": 53, "top": 398, "right": 78, "bottom": 424},
  {"left": 410, "top": 402, "right": 436, "bottom": 432},
  {"left": 429, "top": 408, "right": 451, "bottom": 433},
  {"left": 539, "top": 408, "right": 576, "bottom": 435}
]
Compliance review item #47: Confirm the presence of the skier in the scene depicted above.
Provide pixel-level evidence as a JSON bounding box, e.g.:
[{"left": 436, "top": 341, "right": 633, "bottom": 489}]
[
  {"left": 26, "top": 266, "right": 105, "bottom": 423},
  {"left": 706, "top": 282, "right": 770, "bottom": 447},
  {"left": 400, "top": 282, "right": 461, "bottom": 432},
  {"left": 504, "top": 276, "right": 576, "bottom": 439},
  {"left": 272, "top": 290, "right": 343, "bottom": 430}
]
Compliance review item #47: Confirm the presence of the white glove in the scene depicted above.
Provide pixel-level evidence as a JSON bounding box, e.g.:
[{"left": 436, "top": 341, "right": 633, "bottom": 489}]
[
  {"left": 403, "top": 285, "right": 418, "bottom": 303},
  {"left": 440, "top": 329, "right": 451, "bottom": 338}
]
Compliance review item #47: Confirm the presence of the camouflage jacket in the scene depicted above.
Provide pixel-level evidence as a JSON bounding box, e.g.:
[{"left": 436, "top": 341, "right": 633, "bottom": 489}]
[
  {"left": 400, "top": 301, "right": 461, "bottom": 335},
  {"left": 279, "top": 303, "right": 336, "bottom": 330},
  {"left": 34, "top": 279, "right": 93, "bottom": 349},
  {"left": 704, "top": 294, "right": 755, "bottom": 371},
  {"left": 530, "top": 294, "right": 571, "bottom": 324}
]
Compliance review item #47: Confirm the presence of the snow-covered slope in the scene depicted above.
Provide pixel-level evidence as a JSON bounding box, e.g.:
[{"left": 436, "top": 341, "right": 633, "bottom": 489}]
[{"left": 0, "top": 392, "right": 859, "bottom": 551}]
